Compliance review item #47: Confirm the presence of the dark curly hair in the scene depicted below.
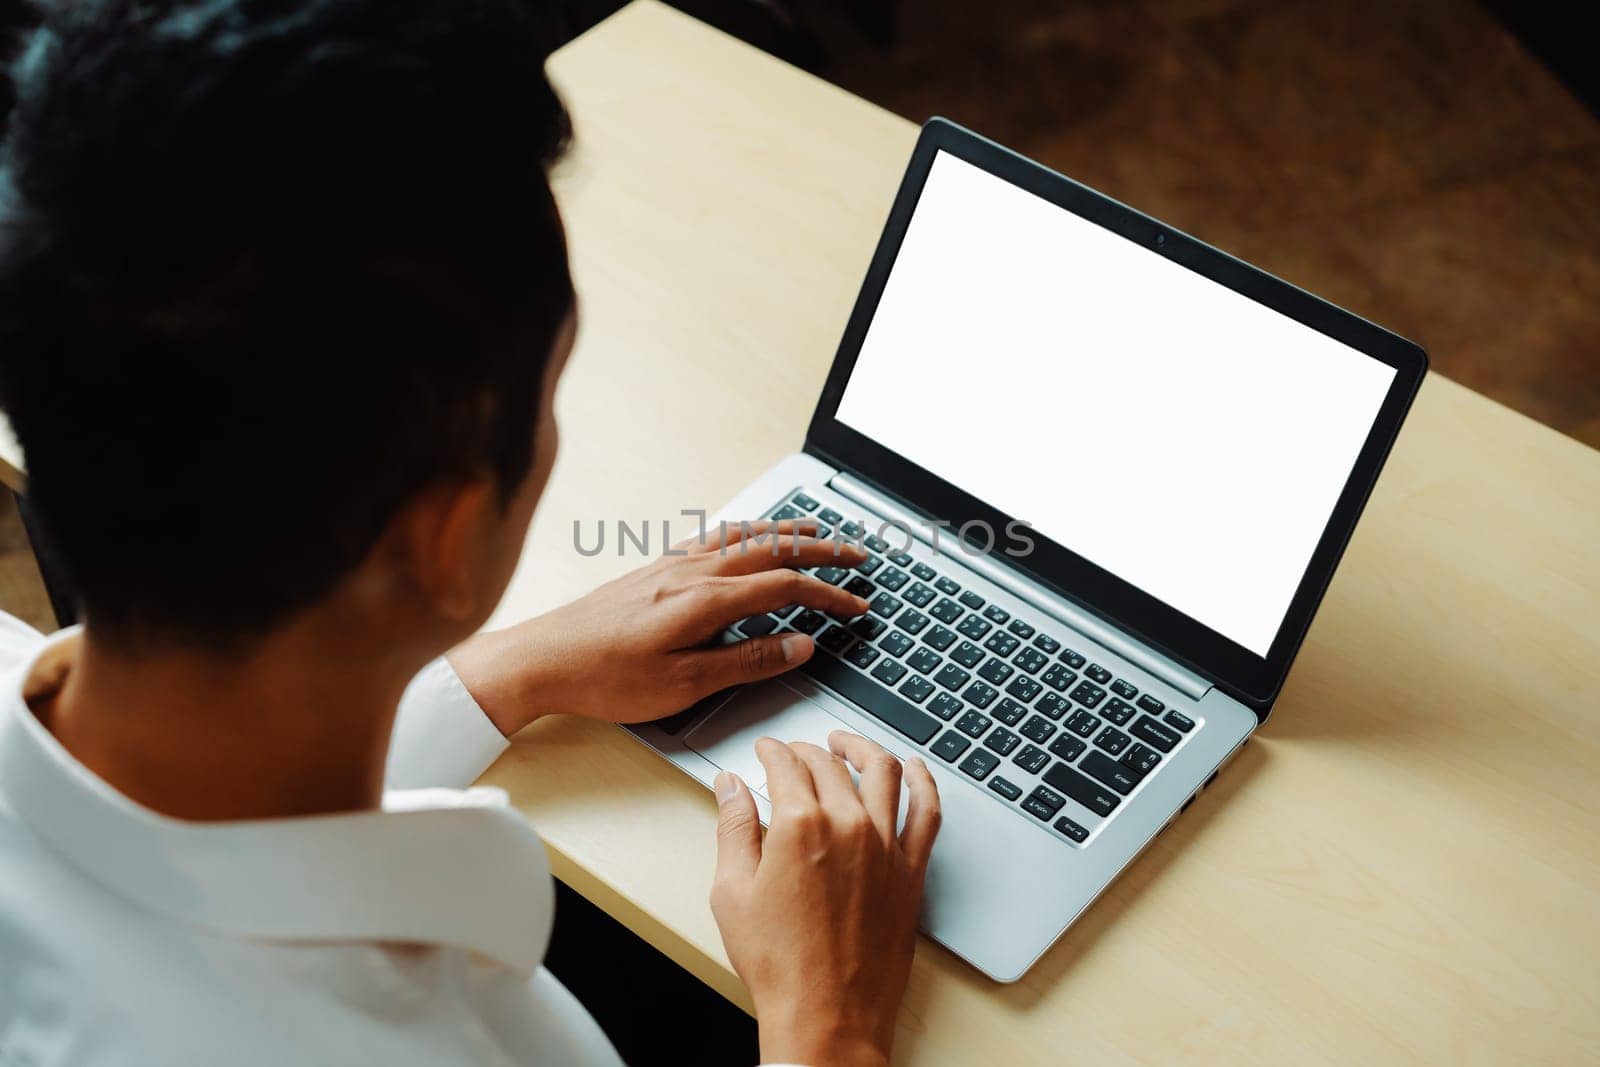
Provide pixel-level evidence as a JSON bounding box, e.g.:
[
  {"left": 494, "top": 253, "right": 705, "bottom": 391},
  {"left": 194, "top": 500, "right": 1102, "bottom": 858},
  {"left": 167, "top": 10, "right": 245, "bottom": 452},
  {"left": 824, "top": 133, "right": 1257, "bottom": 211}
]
[{"left": 0, "top": 0, "right": 574, "bottom": 646}]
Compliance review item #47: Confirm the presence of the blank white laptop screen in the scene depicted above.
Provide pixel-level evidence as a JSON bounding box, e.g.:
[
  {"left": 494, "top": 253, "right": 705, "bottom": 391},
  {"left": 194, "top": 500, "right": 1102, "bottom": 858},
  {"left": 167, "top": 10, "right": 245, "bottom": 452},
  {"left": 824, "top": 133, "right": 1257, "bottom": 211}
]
[{"left": 835, "top": 150, "right": 1396, "bottom": 657}]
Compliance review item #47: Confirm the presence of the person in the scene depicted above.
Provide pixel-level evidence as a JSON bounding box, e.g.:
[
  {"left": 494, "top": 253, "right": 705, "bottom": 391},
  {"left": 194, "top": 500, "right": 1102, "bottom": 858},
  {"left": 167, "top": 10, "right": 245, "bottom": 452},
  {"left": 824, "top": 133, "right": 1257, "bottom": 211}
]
[{"left": 0, "top": 2, "right": 941, "bottom": 1065}]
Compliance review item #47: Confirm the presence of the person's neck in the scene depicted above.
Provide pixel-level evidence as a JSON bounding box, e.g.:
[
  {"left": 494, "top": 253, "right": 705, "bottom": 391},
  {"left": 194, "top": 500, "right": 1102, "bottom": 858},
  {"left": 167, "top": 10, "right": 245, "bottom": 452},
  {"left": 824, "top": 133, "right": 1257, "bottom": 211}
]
[{"left": 35, "top": 613, "right": 431, "bottom": 822}]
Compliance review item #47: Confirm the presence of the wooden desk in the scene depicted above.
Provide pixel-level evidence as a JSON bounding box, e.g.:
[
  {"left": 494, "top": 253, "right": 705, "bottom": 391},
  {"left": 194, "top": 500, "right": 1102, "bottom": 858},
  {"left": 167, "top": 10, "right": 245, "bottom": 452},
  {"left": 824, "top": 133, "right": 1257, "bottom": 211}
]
[
  {"left": 0, "top": 3, "right": 1593, "bottom": 1061},
  {"left": 474, "top": 4, "right": 1600, "bottom": 1063}
]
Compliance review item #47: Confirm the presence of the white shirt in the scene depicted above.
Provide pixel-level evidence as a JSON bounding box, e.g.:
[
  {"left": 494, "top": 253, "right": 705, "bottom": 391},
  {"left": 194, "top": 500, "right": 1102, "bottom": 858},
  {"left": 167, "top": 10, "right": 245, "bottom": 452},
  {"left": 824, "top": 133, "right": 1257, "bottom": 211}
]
[{"left": 0, "top": 612, "right": 626, "bottom": 1066}]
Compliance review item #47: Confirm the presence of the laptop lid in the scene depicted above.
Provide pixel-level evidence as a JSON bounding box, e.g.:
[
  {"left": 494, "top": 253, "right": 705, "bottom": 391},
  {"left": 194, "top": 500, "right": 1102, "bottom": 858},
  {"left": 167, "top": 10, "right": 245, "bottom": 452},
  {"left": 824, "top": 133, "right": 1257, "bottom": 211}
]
[{"left": 804, "top": 118, "right": 1427, "bottom": 716}]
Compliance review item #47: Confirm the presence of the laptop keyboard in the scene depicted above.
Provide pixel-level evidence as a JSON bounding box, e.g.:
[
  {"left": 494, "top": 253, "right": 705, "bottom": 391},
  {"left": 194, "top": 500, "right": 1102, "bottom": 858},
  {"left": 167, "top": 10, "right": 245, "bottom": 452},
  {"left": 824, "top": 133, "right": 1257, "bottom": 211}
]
[{"left": 665, "top": 490, "right": 1203, "bottom": 846}]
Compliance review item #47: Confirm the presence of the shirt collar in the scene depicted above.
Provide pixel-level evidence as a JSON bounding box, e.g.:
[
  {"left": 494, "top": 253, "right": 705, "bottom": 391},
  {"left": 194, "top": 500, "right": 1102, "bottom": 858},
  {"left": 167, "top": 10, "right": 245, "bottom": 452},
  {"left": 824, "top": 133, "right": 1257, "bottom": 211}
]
[{"left": 0, "top": 626, "right": 553, "bottom": 975}]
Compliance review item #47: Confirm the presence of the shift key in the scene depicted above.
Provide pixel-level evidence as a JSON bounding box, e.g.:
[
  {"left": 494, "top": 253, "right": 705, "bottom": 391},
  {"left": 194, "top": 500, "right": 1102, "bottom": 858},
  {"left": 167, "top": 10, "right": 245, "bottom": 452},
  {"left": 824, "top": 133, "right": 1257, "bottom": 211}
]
[{"left": 1043, "top": 763, "right": 1120, "bottom": 817}]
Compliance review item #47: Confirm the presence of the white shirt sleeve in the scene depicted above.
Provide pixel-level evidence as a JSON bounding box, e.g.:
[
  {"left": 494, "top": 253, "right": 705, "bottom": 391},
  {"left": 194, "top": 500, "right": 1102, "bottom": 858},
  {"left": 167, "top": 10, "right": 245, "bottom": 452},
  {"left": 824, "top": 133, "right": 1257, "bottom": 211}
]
[{"left": 385, "top": 656, "right": 510, "bottom": 790}]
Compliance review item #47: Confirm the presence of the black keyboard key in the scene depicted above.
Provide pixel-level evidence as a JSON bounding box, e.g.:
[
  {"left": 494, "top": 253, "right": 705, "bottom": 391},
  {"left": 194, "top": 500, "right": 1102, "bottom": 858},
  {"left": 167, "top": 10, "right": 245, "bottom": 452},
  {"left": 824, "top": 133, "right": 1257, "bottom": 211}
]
[
  {"left": 737, "top": 614, "right": 779, "bottom": 637},
  {"left": 1048, "top": 734, "right": 1087, "bottom": 761},
  {"left": 921, "top": 624, "right": 956, "bottom": 650},
  {"left": 1165, "top": 709, "right": 1196, "bottom": 733},
  {"left": 871, "top": 658, "right": 908, "bottom": 686},
  {"left": 770, "top": 504, "right": 803, "bottom": 522},
  {"left": 1054, "top": 815, "right": 1089, "bottom": 842},
  {"left": 844, "top": 576, "right": 875, "bottom": 600},
  {"left": 1137, "top": 694, "right": 1166, "bottom": 714},
  {"left": 1033, "top": 633, "right": 1061, "bottom": 655},
  {"left": 799, "top": 654, "right": 939, "bottom": 744},
  {"left": 906, "top": 561, "right": 933, "bottom": 581},
  {"left": 902, "top": 582, "right": 936, "bottom": 608},
  {"left": 988, "top": 776, "right": 1023, "bottom": 801},
  {"left": 962, "top": 681, "right": 999, "bottom": 709},
  {"left": 1101, "top": 697, "right": 1136, "bottom": 725},
  {"left": 983, "top": 631, "right": 1020, "bottom": 657},
  {"left": 1131, "top": 715, "right": 1181, "bottom": 753},
  {"left": 879, "top": 631, "right": 914, "bottom": 658},
  {"left": 1069, "top": 681, "right": 1107, "bottom": 708},
  {"left": 931, "top": 730, "right": 972, "bottom": 763},
  {"left": 950, "top": 641, "right": 985, "bottom": 669},
  {"left": 984, "top": 727, "right": 1022, "bottom": 755},
  {"left": 791, "top": 610, "right": 827, "bottom": 635},
  {"left": 927, "top": 692, "right": 963, "bottom": 721},
  {"left": 791, "top": 493, "right": 819, "bottom": 512},
  {"left": 1022, "top": 785, "right": 1066, "bottom": 821},
  {"left": 1012, "top": 744, "right": 1050, "bottom": 775},
  {"left": 1036, "top": 692, "right": 1071, "bottom": 720},
  {"left": 840, "top": 520, "right": 866, "bottom": 539},
  {"left": 1081, "top": 750, "right": 1141, "bottom": 794},
  {"left": 812, "top": 566, "right": 849, "bottom": 585},
  {"left": 977, "top": 658, "right": 1014, "bottom": 685},
  {"left": 864, "top": 533, "right": 891, "bottom": 553},
  {"left": 816, "top": 625, "right": 854, "bottom": 655},
  {"left": 935, "top": 576, "right": 962, "bottom": 596},
  {"left": 855, "top": 555, "right": 883, "bottom": 576},
  {"left": 1042, "top": 763, "right": 1120, "bottom": 817},
  {"left": 983, "top": 604, "right": 1010, "bottom": 625},
  {"left": 1085, "top": 663, "right": 1113, "bottom": 685},
  {"left": 1020, "top": 714, "right": 1057, "bottom": 744},
  {"left": 845, "top": 642, "right": 880, "bottom": 669},
  {"left": 814, "top": 524, "right": 833, "bottom": 539},
  {"left": 992, "top": 698, "right": 1028, "bottom": 726},
  {"left": 1005, "top": 676, "right": 1043, "bottom": 703},
  {"left": 1093, "top": 725, "right": 1132, "bottom": 756},
  {"left": 959, "top": 748, "right": 1000, "bottom": 781},
  {"left": 933, "top": 664, "right": 971, "bottom": 692},
  {"left": 1041, "top": 664, "right": 1077, "bottom": 692},
  {"left": 959, "top": 590, "right": 986, "bottom": 611},
  {"left": 877, "top": 568, "right": 910, "bottom": 592},
  {"left": 818, "top": 507, "right": 844, "bottom": 525},
  {"left": 899, "top": 675, "right": 935, "bottom": 704},
  {"left": 956, "top": 615, "right": 991, "bottom": 640},
  {"left": 1007, "top": 618, "right": 1035, "bottom": 639},
  {"left": 929, "top": 598, "right": 963, "bottom": 624},
  {"left": 868, "top": 592, "right": 902, "bottom": 618},
  {"left": 1060, "top": 648, "right": 1087, "bottom": 670},
  {"left": 1110, "top": 678, "right": 1138, "bottom": 700},
  {"left": 955, "top": 710, "right": 992, "bottom": 738},
  {"left": 849, "top": 615, "right": 887, "bottom": 640},
  {"left": 1121, "top": 743, "right": 1161, "bottom": 777},
  {"left": 906, "top": 648, "right": 942, "bottom": 675},
  {"left": 887, "top": 550, "right": 913, "bottom": 567},
  {"left": 894, "top": 610, "right": 930, "bottom": 635},
  {"left": 1013, "top": 648, "right": 1048, "bottom": 675},
  {"left": 1065, "top": 709, "right": 1100, "bottom": 737}
]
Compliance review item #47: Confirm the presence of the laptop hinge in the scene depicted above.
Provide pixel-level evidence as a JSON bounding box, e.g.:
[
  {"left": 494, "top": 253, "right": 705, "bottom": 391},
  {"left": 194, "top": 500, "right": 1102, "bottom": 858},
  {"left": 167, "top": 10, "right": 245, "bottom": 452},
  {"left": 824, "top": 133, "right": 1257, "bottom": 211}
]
[{"left": 829, "top": 471, "right": 1212, "bottom": 702}]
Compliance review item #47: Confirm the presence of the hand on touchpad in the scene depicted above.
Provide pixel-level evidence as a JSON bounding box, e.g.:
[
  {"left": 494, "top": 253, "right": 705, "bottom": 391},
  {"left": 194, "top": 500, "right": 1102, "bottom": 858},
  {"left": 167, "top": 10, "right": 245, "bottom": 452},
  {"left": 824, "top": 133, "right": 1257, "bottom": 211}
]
[{"left": 683, "top": 684, "right": 911, "bottom": 826}]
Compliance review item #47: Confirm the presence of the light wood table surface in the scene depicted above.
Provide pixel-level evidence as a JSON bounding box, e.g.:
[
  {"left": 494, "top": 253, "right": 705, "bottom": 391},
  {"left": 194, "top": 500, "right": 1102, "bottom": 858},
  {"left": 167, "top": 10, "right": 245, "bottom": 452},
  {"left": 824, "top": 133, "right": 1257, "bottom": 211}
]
[{"left": 2, "top": 3, "right": 1595, "bottom": 1063}]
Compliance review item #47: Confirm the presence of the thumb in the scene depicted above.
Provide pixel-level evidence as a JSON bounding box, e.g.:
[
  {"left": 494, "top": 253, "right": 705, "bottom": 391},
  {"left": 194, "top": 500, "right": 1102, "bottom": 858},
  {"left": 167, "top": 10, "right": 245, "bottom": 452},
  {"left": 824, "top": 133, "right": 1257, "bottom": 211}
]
[
  {"left": 690, "top": 632, "right": 814, "bottom": 694},
  {"left": 711, "top": 770, "right": 761, "bottom": 889}
]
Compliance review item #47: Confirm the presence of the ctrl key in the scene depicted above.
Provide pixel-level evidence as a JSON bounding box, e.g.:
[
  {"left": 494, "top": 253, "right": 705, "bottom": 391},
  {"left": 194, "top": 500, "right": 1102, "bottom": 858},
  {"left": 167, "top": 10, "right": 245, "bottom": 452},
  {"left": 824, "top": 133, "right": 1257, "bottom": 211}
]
[{"left": 1021, "top": 785, "right": 1066, "bottom": 822}]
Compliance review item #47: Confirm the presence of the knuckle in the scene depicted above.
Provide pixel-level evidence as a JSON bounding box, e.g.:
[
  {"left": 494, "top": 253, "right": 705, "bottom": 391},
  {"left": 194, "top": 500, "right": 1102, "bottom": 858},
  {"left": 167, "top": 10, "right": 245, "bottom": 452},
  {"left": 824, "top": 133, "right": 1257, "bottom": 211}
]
[{"left": 737, "top": 637, "right": 770, "bottom": 675}]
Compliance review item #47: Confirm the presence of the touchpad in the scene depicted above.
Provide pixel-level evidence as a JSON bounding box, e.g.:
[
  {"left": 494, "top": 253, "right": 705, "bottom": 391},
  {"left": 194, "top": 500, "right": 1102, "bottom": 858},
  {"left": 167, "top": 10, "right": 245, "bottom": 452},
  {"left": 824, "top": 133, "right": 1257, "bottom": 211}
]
[{"left": 683, "top": 681, "right": 858, "bottom": 797}]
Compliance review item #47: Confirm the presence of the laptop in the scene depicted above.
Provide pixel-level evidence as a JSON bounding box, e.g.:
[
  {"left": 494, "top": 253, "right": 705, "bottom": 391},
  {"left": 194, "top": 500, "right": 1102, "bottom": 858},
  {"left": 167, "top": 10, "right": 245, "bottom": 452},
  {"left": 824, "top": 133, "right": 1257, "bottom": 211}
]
[{"left": 628, "top": 118, "right": 1427, "bottom": 982}]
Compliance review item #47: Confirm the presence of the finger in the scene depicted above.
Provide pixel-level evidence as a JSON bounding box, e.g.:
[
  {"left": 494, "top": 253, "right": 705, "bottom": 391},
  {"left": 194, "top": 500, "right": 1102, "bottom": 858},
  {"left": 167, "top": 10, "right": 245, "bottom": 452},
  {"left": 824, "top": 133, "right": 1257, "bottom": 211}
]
[
  {"left": 899, "top": 755, "right": 942, "bottom": 868},
  {"left": 676, "top": 518, "right": 821, "bottom": 554},
  {"left": 675, "top": 631, "right": 815, "bottom": 695},
  {"left": 711, "top": 535, "right": 868, "bottom": 574},
  {"left": 711, "top": 771, "right": 762, "bottom": 888},
  {"left": 755, "top": 735, "right": 818, "bottom": 816},
  {"left": 827, "top": 730, "right": 903, "bottom": 844},
  {"left": 788, "top": 741, "right": 866, "bottom": 817},
  {"left": 704, "top": 570, "right": 870, "bottom": 629}
]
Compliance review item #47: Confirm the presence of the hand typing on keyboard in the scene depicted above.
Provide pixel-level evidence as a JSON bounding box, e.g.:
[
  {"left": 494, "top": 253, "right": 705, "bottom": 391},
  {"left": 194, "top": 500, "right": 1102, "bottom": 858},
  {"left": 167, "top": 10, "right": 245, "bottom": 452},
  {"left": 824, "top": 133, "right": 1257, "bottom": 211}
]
[
  {"left": 711, "top": 732, "right": 940, "bottom": 1067},
  {"left": 446, "top": 518, "right": 871, "bottom": 734}
]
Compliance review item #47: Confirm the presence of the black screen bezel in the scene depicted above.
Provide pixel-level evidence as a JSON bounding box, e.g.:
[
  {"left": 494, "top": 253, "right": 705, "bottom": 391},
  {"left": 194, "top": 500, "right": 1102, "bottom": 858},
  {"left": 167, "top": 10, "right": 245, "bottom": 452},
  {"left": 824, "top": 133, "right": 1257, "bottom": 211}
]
[{"left": 804, "top": 118, "right": 1427, "bottom": 716}]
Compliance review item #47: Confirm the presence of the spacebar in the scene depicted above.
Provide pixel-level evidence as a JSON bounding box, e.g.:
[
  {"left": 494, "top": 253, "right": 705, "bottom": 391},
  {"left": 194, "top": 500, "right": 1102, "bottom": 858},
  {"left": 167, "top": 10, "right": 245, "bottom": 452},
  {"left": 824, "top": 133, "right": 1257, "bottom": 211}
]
[{"left": 798, "top": 656, "right": 941, "bottom": 745}]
